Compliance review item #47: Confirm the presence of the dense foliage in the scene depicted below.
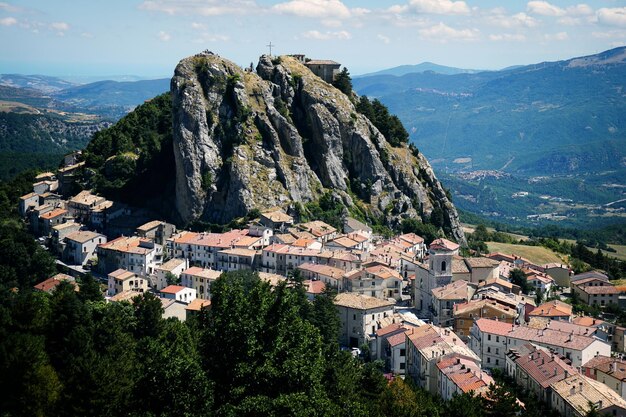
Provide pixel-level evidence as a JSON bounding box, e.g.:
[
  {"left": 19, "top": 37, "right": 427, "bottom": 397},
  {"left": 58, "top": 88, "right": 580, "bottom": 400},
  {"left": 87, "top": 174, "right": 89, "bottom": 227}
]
[
  {"left": 332, "top": 67, "right": 353, "bottom": 97},
  {"left": 356, "top": 96, "right": 409, "bottom": 147},
  {"left": 83, "top": 92, "right": 175, "bottom": 209}
]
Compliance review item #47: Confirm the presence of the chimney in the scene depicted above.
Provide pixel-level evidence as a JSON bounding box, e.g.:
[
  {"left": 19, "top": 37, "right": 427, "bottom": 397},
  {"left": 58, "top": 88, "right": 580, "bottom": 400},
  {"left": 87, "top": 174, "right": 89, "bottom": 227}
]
[
  {"left": 565, "top": 370, "right": 569, "bottom": 378},
  {"left": 578, "top": 381, "right": 583, "bottom": 393},
  {"left": 554, "top": 367, "right": 558, "bottom": 377}
]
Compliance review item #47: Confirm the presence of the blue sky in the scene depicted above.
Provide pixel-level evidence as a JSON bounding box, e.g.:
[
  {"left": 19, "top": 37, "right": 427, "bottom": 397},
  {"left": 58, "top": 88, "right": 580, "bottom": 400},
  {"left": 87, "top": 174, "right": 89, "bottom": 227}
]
[{"left": 1, "top": 0, "right": 626, "bottom": 78}]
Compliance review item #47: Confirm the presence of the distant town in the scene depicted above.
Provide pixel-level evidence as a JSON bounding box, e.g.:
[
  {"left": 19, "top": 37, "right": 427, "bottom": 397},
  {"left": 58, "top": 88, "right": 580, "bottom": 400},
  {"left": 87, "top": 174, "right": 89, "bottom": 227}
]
[{"left": 21, "top": 150, "right": 626, "bottom": 417}]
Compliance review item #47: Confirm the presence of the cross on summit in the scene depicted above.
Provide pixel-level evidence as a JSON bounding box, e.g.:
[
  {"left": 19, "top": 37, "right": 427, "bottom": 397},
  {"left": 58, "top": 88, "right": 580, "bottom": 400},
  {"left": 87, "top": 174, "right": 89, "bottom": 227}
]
[{"left": 267, "top": 42, "right": 275, "bottom": 57}]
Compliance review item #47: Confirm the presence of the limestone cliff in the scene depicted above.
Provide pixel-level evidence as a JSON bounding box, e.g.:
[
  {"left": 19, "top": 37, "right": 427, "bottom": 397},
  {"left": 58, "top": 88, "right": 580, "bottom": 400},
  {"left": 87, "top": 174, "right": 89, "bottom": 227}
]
[{"left": 170, "top": 51, "right": 465, "bottom": 244}]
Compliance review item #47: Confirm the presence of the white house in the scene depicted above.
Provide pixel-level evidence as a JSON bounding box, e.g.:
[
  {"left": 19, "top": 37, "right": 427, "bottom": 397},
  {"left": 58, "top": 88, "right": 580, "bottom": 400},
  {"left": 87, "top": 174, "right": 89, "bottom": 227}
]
[
  {"left": 63, "top": 230, "right": 106, "bottom": 266},
  {"left": 153, "top": 258, "right": 188, "bottom": 290},
  {"left": 160, "top": 285, "right": 196, "bottom": 304},
  {"left": 334, "top": 293, "right": 395, "bottom": 348}
]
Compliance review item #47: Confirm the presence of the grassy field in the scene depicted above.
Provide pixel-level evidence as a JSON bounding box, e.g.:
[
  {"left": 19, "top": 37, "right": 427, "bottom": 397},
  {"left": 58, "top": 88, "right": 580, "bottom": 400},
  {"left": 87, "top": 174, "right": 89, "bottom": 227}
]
[
  {"left": 605, "top": 244, "right": 626, "bottom": 261},
  {"left": 486, "top": 241, "right": 565, "bottom": 265}
]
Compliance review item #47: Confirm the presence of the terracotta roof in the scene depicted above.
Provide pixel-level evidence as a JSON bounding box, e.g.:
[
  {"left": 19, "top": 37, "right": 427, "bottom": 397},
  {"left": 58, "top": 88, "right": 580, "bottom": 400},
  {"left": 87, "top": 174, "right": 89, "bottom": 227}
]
[
  {"left": 572, "top": 316, "right": 605, "bottom": 327},
  {"left": 334, "top": 293, "right": 395, "bottom": 310},
  {"left": 572, "top": 271, "right": 609, "bottom": 282},
  {"left": 583, "top": 355, "right": 626, "bottom": 381},
  {"left": 454, "top": 299, "right": 517, "bottom": 317},
  {"left": 108, "top": 269, "right": 136, "bottom": 281},
  {"left": 185, "top": 298, "right": 211, "bottom": 311},
  {"left": 136, "top": 220, "right": 162, "bottom": 231},
  {"left": 465, "top": 257, "right": 500, "bottom": 268},
  {"left": 218, "top": 247, "right": 257, "bottom": 257},
  {"left": 452, "top": 257, "right": 470, "bottom": 274},
  {"left": 20, "top": 192, "right": 38, "bottom": 200},
  {"left": 303, "top": 280, "right": 326, "bottom": 294},
  {"left": 34, "top": 273, "right": 76, "bottom": 293},
  {"left": 579, "top": 285, "right": 619, "bottom": 295},
  {"left": 66, "top": 230, "right": 104, "bottom": 244},
  {"left": 387, "top": 332, "right": 407, "bottom": 347},
  {"left": 478, "top": 277, "right": 515, "bottom": 290},
  {"left": 305, "top": 59, "right": 340, "bottom": 65},
  {"left": 99, "top": 236, "right": 154, "bottom": 255},
  {"left": 430, "top": 238, "right": 460, "bottom": 252},
  {"left": 508, "top": 325, "right": 600, "bottom": 351},
  {"left": 182, "top": 267, "right": 221, "bottom": 280},
  {"left": 172, "top": 229, "right": 249, "bottom": 248},
  {"left": 40, "top": 208, "right": 67, "bottom": 220},
  {"left": 298, "top": 220, "right": 337, "bottom": 237},
  {"left": 157, "top": 258, "right": 187, "bottom": 272},
  {"left": 398, "top": 233, "right": 424, "bottom": 245},
  {"left": 432, "top": 280, "right": 473, "bottom": 301},
  {"left": 298, "top": 262, "right": 344, "bottom": 279},
  {"left": 161, "top": 285, "right": 188, "bottom": 294},
  {"left": 329, "top": 236, "right": 360, "bottom": 248},
  {"left": 529, "top": 300, "right": 572, "bottom": 318},
  {"left": 376, "top": 323, "right": 406, "bottom": 337},
  {"left": 344, "top": 217, "right": 372, "bottom": 233},
  {"left": 474, "top": 318, "right": 514, "bottom": 336},
  {"left": 513, "top": 343, "right": 577, "bottom": 388},
  {"left": 552, "top": 374, "right": 626, "bottom": 414}
]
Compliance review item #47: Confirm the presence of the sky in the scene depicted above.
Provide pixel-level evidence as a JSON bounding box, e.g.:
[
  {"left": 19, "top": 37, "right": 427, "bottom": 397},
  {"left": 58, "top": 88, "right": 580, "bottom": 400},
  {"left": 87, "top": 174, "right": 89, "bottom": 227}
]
[{"left": 1, "top": 0, "right": 626, "bottom": 78}]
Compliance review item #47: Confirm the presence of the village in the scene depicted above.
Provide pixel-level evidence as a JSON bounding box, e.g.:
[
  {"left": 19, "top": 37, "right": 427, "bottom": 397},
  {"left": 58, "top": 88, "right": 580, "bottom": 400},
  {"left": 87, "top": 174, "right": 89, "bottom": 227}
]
[{"left": 19, "top": 152, "right": 626, "bottom": 417}]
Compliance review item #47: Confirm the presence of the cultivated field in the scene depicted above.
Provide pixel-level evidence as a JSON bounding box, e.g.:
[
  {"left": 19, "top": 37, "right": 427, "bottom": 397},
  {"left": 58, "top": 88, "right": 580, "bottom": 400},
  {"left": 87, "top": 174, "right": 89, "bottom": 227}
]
[{"left": 486, "top": 241, "right": 565, "bottom": 265}]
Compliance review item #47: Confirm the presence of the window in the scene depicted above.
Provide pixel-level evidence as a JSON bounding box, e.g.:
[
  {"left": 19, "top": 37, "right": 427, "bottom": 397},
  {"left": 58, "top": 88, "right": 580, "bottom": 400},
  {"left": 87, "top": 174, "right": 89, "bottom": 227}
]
[
  {"left": 400, "top": 349, "right": 406, "bottom": 357},
  {"left": 400, "top": 362, "right": 405, "bottom": 370},
  {"left": 488, "top": 334, "right": 492, "bottom": 341},
  {"left": 441, "top": 261, "right": 447, "bottom": 271},
  {"left": 496, "top": 336, "right": 500, "bottom": 343}
]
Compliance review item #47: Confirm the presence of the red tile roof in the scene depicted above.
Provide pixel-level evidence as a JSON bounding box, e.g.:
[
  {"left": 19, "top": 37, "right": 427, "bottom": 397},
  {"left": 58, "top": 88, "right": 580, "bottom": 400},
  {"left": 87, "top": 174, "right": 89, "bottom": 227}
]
[
  {"left": 474, "top": 318, "right": 514, "bottom": 336},
  {"left": 161, "top": 285, "right": 187, "bottom": 294}
]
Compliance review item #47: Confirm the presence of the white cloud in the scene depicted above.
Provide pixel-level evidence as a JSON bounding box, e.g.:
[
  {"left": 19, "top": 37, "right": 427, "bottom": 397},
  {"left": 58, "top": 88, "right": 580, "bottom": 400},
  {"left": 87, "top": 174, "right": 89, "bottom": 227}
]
[
  {"left": 81, "top": 32, "right": 94, "bottom": 38},
  {"left": 544, "top": 31, "right": 569, "bottom": 40},
  {"left": 0, "top": 16, "right": 16, "bottom": 26},
  {"left": 377, "top": 34, "right": 391, "bottom": 44},
  {"left": 489, "top": 33, "right": 526, "bottom": 41},
  {"left": 50, "top": 22, "right": 69, "bottom": 31},
  {"left": 597, "top": 7, "right": 626, "bottom": 28},
  {"left": 527, "top": 1, "right": 565, "bottom": 17},
  {"left": 158, "top": 30, "right": 171, "bottom": 41},
  {"left": 191, "top": 22, "right": 206, "bottom": 30},
  {"left": 486, "top": 11, "right": 538, "bottom": 29},
  {"left": 273, "top": 0, "right": 351, "bottom": 19},
  {"left": 0, "top": 2, "right": 21, "bottom": 12},
  {"left": 418, "top": 22, "right": 479, "bottom": 42},
  {"left": 301, "top": 29, "right": 351, "bottom": 40},
  {"left": 528, "top": 1, "right": 594, "bottom": 19},
  {"left": 567, "top": 4, "right": 593, "bottom": 16},
  {"left": 139, "top": 0, "right": 257, "bottom": 16},
  {"left": 390, "top": 0, "right": 469, "bottom": 16}
]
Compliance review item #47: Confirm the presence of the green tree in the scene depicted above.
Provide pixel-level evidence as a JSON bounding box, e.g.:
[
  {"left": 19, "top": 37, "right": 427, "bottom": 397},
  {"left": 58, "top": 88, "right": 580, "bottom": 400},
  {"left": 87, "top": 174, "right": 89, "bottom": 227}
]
[
  {"left": 333, "top": 67, "right": 353, "bottom": 96},
  {"left": 509, "top": 269, "right": 531, "bottom": 295},
  {"left": 77, "top": 273, "right": 103, "bottom": 302},
  {"left": 483, "top": 383, "right": 521, "bottom": 417},
  {"left": 133, "top": 292, "right": 164, "bottom": 339},
  {"left": 444, "top": 392, "right": 486, "bottom": 417}
]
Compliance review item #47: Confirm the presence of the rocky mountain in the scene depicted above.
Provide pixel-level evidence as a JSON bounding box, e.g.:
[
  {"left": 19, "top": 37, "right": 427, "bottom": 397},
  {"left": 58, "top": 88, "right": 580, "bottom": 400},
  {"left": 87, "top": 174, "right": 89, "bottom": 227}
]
[{"left": 168, "top": 52, "right": 464, "bottom": 243}]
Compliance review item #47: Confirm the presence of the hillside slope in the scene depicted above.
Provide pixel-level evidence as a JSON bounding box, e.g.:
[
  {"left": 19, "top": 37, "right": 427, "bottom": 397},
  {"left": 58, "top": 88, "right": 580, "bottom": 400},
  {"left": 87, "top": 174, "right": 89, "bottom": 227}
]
[{"left": 353, "top": 47, "right": 626, "bottom": 175}]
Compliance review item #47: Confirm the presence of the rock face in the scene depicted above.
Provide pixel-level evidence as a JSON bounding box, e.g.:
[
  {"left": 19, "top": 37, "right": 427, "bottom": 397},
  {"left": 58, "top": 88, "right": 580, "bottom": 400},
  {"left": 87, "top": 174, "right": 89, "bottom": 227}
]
[{"left": 171, "top": 52, "right": 465, "bottom": 244}]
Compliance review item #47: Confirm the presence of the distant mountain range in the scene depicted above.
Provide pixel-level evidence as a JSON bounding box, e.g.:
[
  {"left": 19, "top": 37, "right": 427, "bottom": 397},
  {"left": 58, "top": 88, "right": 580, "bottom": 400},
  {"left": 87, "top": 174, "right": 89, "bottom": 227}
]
[
  {"left": 353, "top": 46, "right": 626, "bottom": 176},
  {"left": 355, "top": 62, "right": 483, "bottom": 78},
  {"left": 0, "top": 74, "right": 169, "bottom": 179},
  {"left": 353, "top": 47, "right": 626, "bottom": 228},
  {"left": 0, "top": 74, "right": 169, "bottom": 119}
]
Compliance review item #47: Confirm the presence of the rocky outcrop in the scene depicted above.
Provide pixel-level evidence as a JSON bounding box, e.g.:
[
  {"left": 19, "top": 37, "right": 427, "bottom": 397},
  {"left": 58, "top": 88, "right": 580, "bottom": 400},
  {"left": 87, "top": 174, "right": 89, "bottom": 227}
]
[{"left": 171, "top": 51, "right": 466, "bottom": 244}]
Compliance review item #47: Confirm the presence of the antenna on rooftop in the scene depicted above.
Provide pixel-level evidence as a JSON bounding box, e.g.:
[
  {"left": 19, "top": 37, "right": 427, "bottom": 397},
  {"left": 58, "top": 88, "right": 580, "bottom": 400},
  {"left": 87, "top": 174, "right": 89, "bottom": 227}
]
[{"left": 267, "top": 42, "right": 275, "bottom": 57}]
